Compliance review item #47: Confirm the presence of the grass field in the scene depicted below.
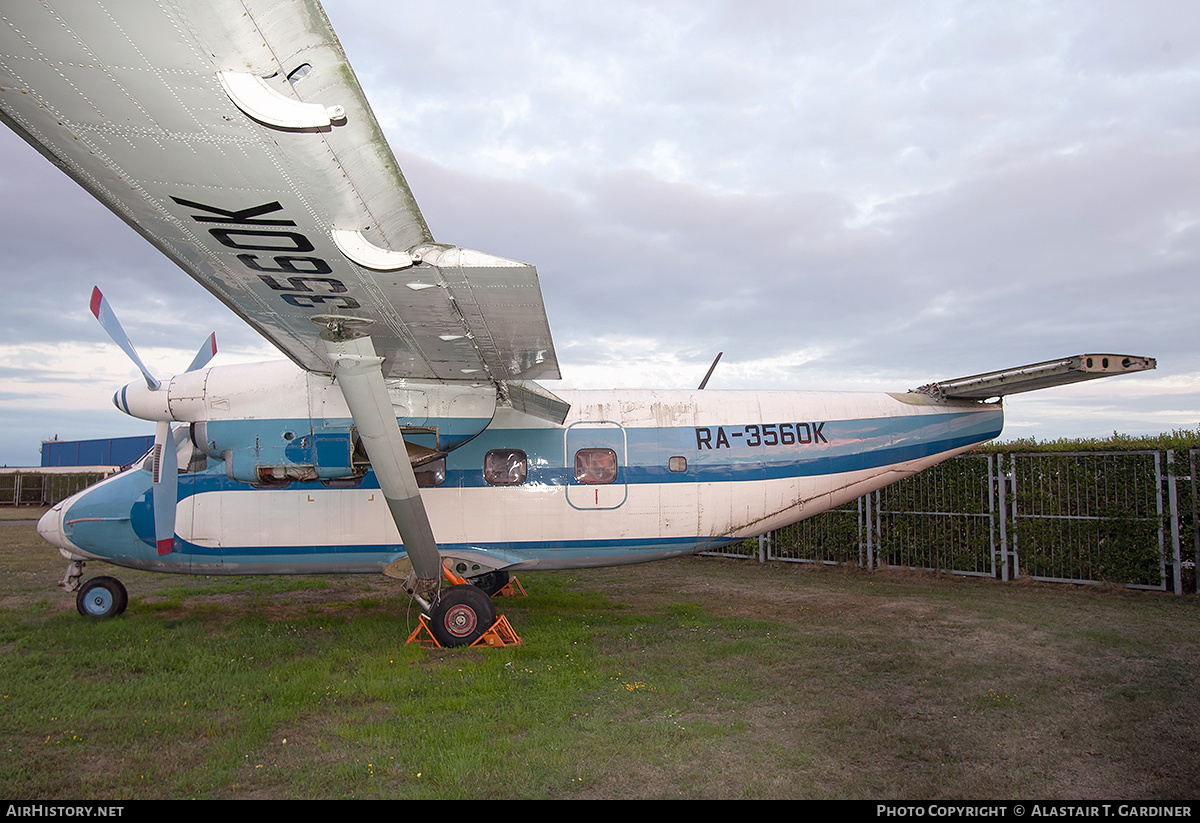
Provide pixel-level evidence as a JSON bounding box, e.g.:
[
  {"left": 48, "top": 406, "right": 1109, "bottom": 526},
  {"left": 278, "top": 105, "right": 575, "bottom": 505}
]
[{"left": 1, "top": 508, "right": 1197, "bottom": 800}]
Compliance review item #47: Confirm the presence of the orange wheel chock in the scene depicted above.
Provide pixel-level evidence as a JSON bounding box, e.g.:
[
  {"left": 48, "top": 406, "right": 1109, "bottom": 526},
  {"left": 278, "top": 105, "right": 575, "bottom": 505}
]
[
  {"left": 403, "top": 567, "right": 523, "bottom": 647},
  {"left": 471, "top": 615, "right": 521, "bottom": 647},
  {"left": 493, "top": 576, "right": 527, "bottom": 598},
  {"left": 404, "top": 613, "right": 522, "bottom": 648},
  {"left": 405, "top": 614, "right": 440, "bottom": 647},
  {"left": 441, "top": 565, "right": 469, "bottom": 586}
]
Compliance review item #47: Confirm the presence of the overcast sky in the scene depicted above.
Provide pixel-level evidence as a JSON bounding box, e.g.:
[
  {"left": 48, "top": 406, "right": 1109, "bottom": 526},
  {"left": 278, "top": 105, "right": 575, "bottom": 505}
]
[{"left": 2, "top": 0, "right": 1198, "bottom": 466}]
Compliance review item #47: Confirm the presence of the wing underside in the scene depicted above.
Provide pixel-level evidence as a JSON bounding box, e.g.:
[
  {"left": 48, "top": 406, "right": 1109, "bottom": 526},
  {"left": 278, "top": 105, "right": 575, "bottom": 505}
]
[{"left": 0, "top": 0, "right": 559, "bottom": 383}]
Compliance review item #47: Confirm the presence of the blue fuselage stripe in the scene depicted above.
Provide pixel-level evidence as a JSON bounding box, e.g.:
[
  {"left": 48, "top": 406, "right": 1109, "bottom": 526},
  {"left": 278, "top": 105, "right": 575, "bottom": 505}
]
[
  {"left": 181, "top": 410, "right": 1001, "bottom": 496},
  {"left": 59, "top": 404, "right": 1002, "bottom": 571}
]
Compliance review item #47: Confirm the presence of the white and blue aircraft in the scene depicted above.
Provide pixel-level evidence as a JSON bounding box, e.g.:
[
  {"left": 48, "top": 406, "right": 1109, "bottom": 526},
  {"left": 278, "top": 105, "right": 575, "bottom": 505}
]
[{"left": 1, "top": 1, "right": 1154, "bottom": 645}]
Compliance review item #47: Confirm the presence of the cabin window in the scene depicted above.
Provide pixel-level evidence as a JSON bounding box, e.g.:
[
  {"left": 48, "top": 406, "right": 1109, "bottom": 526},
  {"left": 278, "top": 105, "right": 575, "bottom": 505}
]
[
  {"left": 574, "top": 448, "right": 618, "bottom": 485},
  {"left": 415, "top": 457, "right": 446, "bottom": 487},
  {"left": 669, "top": 456, "right": 687, "bottom": 473},
  {"left": 484, "top": 449, "right": 527, "bottom": 486}
]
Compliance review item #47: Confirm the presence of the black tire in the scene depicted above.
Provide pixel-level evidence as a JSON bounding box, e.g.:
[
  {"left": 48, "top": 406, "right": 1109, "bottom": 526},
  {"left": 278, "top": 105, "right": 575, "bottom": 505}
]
[
  {"left": 428, "top": 584, "right": 497, "bottom": 647},
  {"left": 467, "top": 570, "right": 510, "bottom": 597},
  {"left": 76, "top": 576, "right": 128, "bottom": 619}
]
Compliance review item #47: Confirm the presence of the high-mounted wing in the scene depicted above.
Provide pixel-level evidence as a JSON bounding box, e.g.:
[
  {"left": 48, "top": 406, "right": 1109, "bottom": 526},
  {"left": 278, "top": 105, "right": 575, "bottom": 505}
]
[{"left": 0, "top": 0, "right": 559, "bottom": 384}]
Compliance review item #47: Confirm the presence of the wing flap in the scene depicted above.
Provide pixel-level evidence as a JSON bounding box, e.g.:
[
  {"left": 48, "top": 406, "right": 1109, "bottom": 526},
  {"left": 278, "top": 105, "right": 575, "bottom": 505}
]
[{"left": 503, "top": 380, "right": 572, "bottom": 426}]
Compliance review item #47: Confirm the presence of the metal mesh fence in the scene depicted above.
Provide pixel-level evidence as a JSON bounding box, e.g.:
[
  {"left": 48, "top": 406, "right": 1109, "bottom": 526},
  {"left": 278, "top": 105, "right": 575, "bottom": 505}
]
[
  {"left": 1010, "top": 452, "right": 1165, "bottom": 589},
  {"left": 767, "top": 499, "right": 864, "bottom": 566},
  {"left": 875, "top": 455, "right": 997, "bottom": 577},
  {"left": 0, "top": 471, "right": 111, "bottom": 507},
  {"left": 733, "top": 450, "right": 1198, "bottom": 594}
]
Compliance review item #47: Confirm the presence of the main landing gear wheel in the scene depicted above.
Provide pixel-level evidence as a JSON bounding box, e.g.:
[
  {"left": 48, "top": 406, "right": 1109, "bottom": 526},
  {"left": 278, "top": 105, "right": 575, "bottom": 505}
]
[
  {"left": 428, "top": 584, "right": 497, "bottom": 647},
  {"left": 76, "top": 576, "right": 128, "bottom": 619}
]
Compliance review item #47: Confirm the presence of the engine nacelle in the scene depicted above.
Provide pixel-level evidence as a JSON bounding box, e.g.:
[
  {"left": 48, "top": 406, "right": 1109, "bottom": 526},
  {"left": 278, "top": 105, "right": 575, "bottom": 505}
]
[
  {"left": 116, "top": 360, "right": 498, "bottom": 485},
  {"left": 192, "top": 420, "right": 364, "bottom": 484}
]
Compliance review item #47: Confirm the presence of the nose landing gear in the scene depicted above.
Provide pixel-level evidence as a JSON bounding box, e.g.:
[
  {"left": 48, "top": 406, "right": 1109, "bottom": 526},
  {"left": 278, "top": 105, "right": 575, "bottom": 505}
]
[{"left": 75, "top": 575, "right": 129, "bottom": 619}]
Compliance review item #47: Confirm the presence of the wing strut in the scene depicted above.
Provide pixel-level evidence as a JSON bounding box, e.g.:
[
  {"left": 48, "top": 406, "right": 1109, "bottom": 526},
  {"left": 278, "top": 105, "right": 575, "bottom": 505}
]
[{"left": 317, "top": 317, "right": 442, "bottom": 607}]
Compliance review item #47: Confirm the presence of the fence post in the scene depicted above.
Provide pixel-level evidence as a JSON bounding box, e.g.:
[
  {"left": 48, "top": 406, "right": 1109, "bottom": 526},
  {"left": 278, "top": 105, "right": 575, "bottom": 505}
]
[
  {"left": 1167, "top": 451, "right": 1183, "bottom": 596},
  {"left": 997, "top": 453, "right": 1010, "bottom": 581},
  {"left": 1153, "top": 452, "right": 1168, "bottom": 594},
  {"left": 987, "top": 453, "right": 997, "bottom": 578},
  {"left": 1193, "top": 450, "right": 1200, "bottom": 595},
  {"left": 862, "top": 490, "right": 874, "bottom": 569}
]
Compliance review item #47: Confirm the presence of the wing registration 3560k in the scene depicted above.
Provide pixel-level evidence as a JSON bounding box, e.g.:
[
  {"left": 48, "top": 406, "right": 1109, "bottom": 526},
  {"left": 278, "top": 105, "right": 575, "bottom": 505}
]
[{"left": 0, "top": 0, "right": 559, "bottom": 383}]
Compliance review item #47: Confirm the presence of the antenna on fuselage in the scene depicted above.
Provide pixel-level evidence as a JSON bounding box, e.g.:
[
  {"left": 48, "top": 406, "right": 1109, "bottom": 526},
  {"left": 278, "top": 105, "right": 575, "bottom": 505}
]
[{"left": 697, "top": 352, "right": 723, "bottom": 390}]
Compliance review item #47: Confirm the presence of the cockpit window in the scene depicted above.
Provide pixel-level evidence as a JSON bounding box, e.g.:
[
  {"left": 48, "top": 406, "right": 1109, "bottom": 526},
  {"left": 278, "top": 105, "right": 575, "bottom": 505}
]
[
  {"left": 137, "top": 433, "right": 207, "bottom": 475},
  {"left": 484, "top": 449, "right": 527, "bottom": 486},
  {"left": 136, "top": 448, "right": 156, "bottom": 473}
]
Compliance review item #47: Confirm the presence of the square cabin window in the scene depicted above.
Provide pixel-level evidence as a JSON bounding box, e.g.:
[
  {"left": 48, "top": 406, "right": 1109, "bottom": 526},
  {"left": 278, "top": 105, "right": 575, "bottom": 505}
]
[
  {"left": 574, "top": 448, "right": 618, "bottom": 485},
  {"left": 669, "top": 456, "right": 687, "bottom": 473},
  {"left": 415, "top": 456, "right": 446, "bottom": 488},
  {"left": 484, "top": 449, "right": 527, "bottom": 486}
]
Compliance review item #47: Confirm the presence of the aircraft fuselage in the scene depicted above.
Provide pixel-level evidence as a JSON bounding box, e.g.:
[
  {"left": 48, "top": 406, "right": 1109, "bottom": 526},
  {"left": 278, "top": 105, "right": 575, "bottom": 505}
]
[{"left": 39, "top": 360, "right": 1003, "bottom": 577}]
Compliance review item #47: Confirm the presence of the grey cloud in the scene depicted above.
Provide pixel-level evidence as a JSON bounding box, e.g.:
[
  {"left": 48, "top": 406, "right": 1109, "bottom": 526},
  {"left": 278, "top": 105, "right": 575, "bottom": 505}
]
[{"left": 2, "top": 0, "right": 1196, "bottom": 464}]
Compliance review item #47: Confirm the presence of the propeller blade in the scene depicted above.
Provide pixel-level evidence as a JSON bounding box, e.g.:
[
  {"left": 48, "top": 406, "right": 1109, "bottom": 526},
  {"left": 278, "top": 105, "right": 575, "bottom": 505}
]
[
  {"left": 186, "top": 332, "right": 218, "bottom": 372},
  {"left": 89, "top": 287, "right": 160, "bottom": 391},
  {"left": 150, "top": 421, "right": 178, "bottom": 555}
]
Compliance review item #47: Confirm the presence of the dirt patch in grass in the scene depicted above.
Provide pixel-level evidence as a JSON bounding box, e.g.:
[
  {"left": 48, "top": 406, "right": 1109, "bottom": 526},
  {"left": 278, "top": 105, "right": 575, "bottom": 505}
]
[{"left": 562, "top": 557, "right": 1200, "bottom": 799}]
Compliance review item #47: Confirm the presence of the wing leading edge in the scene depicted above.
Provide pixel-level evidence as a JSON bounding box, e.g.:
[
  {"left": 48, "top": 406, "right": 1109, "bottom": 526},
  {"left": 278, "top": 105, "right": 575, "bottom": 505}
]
[{"left": 0, "top": 0, "right": 559, "bottom": 384}]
